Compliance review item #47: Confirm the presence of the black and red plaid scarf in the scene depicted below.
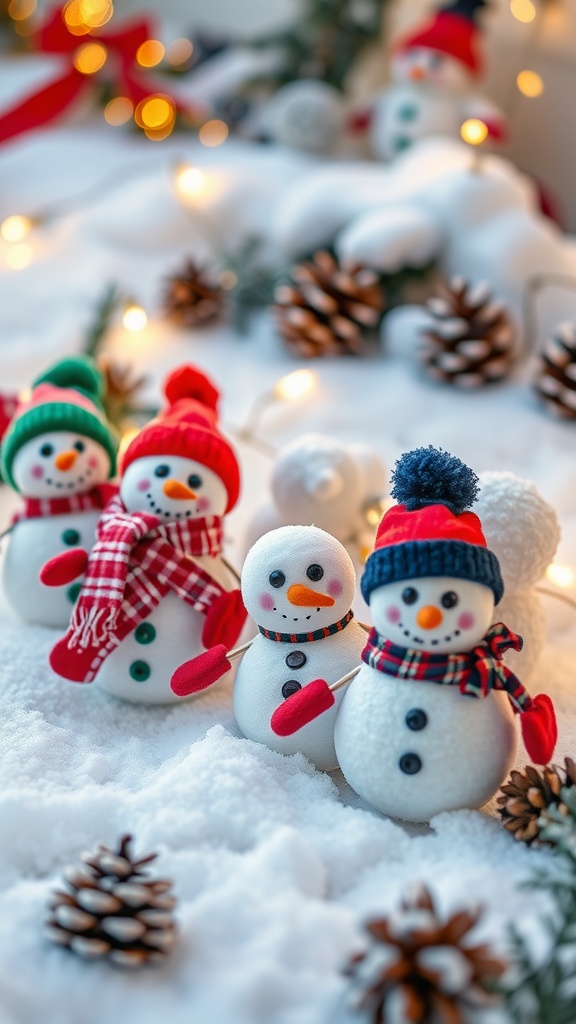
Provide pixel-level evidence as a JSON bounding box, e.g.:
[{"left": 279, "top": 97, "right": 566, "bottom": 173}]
[
  {"left": 361, "top": 624, "right": 532, "bottom": 713},
  {"left": 68, "top": 494, "right": 224, "bottom": 649},
  {"left": 15, "top": 484, "right": 116, "bottom": 521}
]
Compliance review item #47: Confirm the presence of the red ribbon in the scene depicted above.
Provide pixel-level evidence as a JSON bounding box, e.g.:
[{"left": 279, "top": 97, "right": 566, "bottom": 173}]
[{"left": 0, "top": 5, "right": 192, "bottom": 145}]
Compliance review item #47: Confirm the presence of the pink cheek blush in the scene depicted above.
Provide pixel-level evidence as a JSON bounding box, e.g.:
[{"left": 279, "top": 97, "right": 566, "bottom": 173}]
[
  {"left": 31, "top": 465, "right": 44, "bottom": 480},
  {"left": 88, "top": 456, "right": 99, "bottom": 469},
  {"left": 259, "top": 593, "right": 275, "bottom": 612},
  {"left": 458, "top": 612, "right": 476, "bottom": 631},
  {"left": 327, "top": 578, "right": 343, "bottom": 598},
  {"left": 197, "top": 496, "right": 211, "bottom": 512},
  {"left": 386, "top": 605, "right": 401, "bottom": 625},
  {"left": 137, "top": 478, "right": 151, "bottom": 492}
]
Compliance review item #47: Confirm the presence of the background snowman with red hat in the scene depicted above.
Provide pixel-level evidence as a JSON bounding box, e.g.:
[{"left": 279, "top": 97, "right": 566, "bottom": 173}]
[
  {"left": 42, "top": 364, "right": 246, "bottom": 705},
  {"left": 370, "top": 0, "right": 506, "bottom": 161}
]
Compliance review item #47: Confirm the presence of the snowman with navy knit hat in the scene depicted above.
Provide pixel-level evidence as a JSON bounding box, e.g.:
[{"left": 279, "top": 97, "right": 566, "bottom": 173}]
[
  {"left": 272, "top": 448, "right": 557, "bottom": 820},
  {"left": 43, "top": 364, "right": 246, "bottom": 704},
  {"left": 370, "top": 0, "right": 505, "bottom": 162},
  {"left": 1, "top": 356, "right": 118, "bottom": 628}
]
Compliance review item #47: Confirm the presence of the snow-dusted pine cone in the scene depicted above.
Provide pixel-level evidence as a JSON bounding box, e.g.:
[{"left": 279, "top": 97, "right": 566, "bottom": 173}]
[
  {"left": 45, "top": 835, "right": 177, "bottom": 967},
  {"left": 534, "top": 321, "right": 576, "bottom": 419},
  {"left": 162, "top": 259, "right": 225, "bottom": 327},
  {"left": 497, "top": 759, "right": 576, "bottom": 845},
  {"left": 346, "top": 884, "right": 506, "bottom": 1024},
  {"left": 274, "top": 250, "right": 385, "bottom": 358},
  {"left": 421, "top": 277, "right": 516, "bottom": 387}
]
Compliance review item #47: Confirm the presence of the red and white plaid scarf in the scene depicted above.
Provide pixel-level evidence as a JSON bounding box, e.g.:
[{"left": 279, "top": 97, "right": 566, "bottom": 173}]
[
  {"left": 68, "top": 494, "right": 224, "bottom": 649},
  {"left": 361, "top": 624, "right": 531, "bottom": 713},
  {"left": 15, "top": 485, "right": 116, "bottom": 522}
]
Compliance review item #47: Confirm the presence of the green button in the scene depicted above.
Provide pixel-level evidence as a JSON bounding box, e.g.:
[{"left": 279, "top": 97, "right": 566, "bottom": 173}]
[
  {"left": 134, "top": 622, "right": 156, "bottom": 645},
  {"left": 129, "top": 660, "right": 151, "bottom": 682},
  {"left": 398, "top": 104, "right": 417, "bottom": 122},
  {"left": 393, "top": 135, "right": 411, "bottom": 152},
  {"left": 67, "top": 582, "right": 82, "bottom": 604},
  {"left": 62, "top": 528, "right": 81, "bottom": 546}
]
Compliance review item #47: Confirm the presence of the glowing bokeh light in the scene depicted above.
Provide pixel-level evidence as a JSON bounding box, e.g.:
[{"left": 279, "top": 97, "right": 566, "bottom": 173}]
[
  {"left": 104, "top": 96, "right": 134, "bottom": 126},
  {"left": 460, "top": 118, "right": 489, "bottom": 146},
  {"left": 73, "top": 41, "right": 108, "bottom": 74},
  {"left": 1, "top": 215, "right": 32, "bottom": 243},
  {"left": 517, "top": 69, "right": 544, "bottom": 97},
  {"left": 199, "top": 119, "right": 229, "bottom": 147},
  {"left": 6, "top": 244, "right": 33, "bottom": 270},
  {"left": 8, "top": 0, "right": 36, "bottom": 20},
  {"left": 174, "top": 165, "right": 207, "bottom": 198},
  {"left": 166, "top": 38, "right": 193, "bottom": 65},
  {"left": 136, "top": 39, "right": 165, "bottom": 67},
  {"left": 510, "top": 0, "right": 536, "bottom": 22},
  {"left": 274, "top": 369, "right": 316, "bottom": 401},
  {"left": 546, "top": 563, "right": 575, "bottom": 588}
]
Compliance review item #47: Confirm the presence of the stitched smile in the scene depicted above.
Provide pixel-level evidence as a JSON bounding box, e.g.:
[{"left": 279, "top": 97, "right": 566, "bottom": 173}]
[
  {"left": 146, "top": 492, "right": 195, "bottom": 519},
  {"left": 399, "top": 621, "right": 461, "bottom": 646},
  {"left": 45, "top": 467, "right": 94, "bottom": 490}
]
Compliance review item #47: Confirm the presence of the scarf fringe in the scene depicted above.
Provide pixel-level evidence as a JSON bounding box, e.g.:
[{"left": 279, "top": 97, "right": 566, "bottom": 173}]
[{"left": 68, "top": 606, "right": 118, "bottom": 650}]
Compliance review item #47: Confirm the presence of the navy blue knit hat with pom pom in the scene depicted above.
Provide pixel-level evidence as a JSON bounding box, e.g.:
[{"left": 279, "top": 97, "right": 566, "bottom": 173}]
[{"left": 361, "top": 447, "right": 504, "bottom": 603}]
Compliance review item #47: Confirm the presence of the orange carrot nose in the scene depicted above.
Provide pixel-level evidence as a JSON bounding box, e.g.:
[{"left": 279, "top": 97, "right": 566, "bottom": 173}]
[
  {"left": 416, "top": 605, "right": 443, "bottom": 630},
  {"left": 54, "top": 450, "right": 77, "bottom": 471},
  {"left": 162, "top": 479, "right": 197, "bottom": 500},
  {"left": 410, "top": 66, "right": 426, "bottom": 81},
  {"left": 287, "top": 584, "right": 335, "bottom": 607}
]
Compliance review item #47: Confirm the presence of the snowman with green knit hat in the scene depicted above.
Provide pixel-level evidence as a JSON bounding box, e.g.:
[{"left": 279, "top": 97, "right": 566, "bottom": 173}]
[
  {"left": 1, "top": 356, "right": 118, "bottom": 628},
  {"left": 272, "top": 447, "right": 557, "bottom": 822}
]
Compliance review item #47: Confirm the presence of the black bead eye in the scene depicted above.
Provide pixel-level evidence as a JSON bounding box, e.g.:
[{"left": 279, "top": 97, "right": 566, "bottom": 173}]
[
  {"left": 188, "top": 473, "right": 202, "bottom": 489},
  {"left": 73, "top": 440, "right": 85, "bottom": 453},
  {"left": 269, "top": 570, "right": 286, "bottom": 589},
  {"left": 40, "top": 443, "right": 54, "bottom": 457},
  {"left": 441, "top": 591, "right": 459, "bottom": 609},
  {"left": 154, "top": 464, "right": 170, "bottom": 478},
  {"left": 306, "top": 564, "right": 324, "bottom": 582},
  {"left": 401, "top": 587, "right": 418, "bottom": 605}
]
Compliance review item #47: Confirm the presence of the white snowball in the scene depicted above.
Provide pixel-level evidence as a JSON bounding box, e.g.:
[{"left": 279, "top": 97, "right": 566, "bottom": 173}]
[
  {"left": 494, "top": 589, "right": 546, "bottom": 684},
  {"left": 262, "top": 80, "right": 344, "bottom": 154},
  {"left": 477, "top": 471, "right": 560, "bottom": 591}
]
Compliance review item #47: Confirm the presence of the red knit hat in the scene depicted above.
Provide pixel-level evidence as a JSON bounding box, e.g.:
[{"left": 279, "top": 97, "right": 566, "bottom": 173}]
[
  {"left": 121, "top": 365, "right": 240, "bottom": 512},
  {"left": 394, "top": 0, "right": 486, "bottom": 76}
]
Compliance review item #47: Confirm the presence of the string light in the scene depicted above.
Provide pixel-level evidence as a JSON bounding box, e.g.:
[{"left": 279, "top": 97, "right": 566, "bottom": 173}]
[
  {"left": 460, "top": 118, "right": 489, "bottom": 146},
  {"left": 135, "top": 95, "right": 176, "bottom": 141},
  {"left": 166, "top": 38, "right": 194, "bottom": 66},
  {"left": 8, "top": 0, "right": 37, "bottom": 19},
  {"left": 5, "top": 244, "right": 33, "bottom": 270},
  {"left": 546, "top": 562, "right": 576, "bottom": 589},
  {"left": 174, "top": 165, "right": 207, "bottom": 198},
  {"left": 104, "top": 97, "right": 134, "bottom": 126},
  {"left": 122, "top": 305, "right": 148, "bottom": 332},
  {"left": 1, "top": 216, "right": 32, "bottom": 243},
  {"left": 273, "top": 369, "right": 316, "bottom": 401},
  {"left": 510, "top": 0, "right": 537, "bottom": 22},
  {"left": 73, "top": 41, "right": 108, "bottom": 75},
  {"left": 136, "top": 40, "right": 165, "bottom": 68},
  {"left": 63, "top": 0, "right": 113, "bottom": 34},
  {"left": 199, "top": 120, "right": 229, "bottom": 148},
  {"left": 517, "top": 69, "right": 544, "bottom": 97}
]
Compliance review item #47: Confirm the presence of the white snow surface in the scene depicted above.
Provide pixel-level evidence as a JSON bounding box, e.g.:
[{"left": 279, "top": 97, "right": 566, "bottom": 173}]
[{"left": 0, "top": 122, "right": 575, "bottom": 1023}]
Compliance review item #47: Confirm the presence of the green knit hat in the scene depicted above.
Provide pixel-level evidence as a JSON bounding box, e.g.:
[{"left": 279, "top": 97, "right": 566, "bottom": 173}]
[{"left": 1, "top": 356, "right": 118, "bottom": 491}]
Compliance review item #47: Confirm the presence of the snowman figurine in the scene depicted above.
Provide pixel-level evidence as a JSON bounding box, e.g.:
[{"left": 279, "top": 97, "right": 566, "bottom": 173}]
[
  {"left": 272, "top": 448, "right": 557, "bottom": 821},
  {"left": 370, "top": 0, "right": 505, "bottom": 162},
  {"left": 1, "top": 357, "right": 118, "bottom": 628},
  {"left": 43, "top": 364, "right": 246, "bottom": 704},
  {"left": 171, "top": 524, "right": 368, "bottom": 770}
]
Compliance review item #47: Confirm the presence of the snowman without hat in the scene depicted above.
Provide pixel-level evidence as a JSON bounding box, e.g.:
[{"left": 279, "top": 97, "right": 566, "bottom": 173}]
[
  {"left": 170, "top": 523, "right": 368, "bottom": 771},
  {"left": 42, "top": 364, "right": 247, "bottom": 704},
  {"left": 272, "top": 448, "right": 557, "bottom": 822},
  {"left": 1, "top": 356, "right": 118, "bottom": 629},
  {"left": 370, "top": 0, "right": 505, "bottom": 163}
]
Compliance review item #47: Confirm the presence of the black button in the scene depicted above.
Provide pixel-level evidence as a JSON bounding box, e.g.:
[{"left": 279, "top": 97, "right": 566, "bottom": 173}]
[
  {"left": 285, "top": 650, "right": 306, "bottom": 670},
  {"left": 399, "top": 752, "right": 422, "bottom": 775},
  {"left": 406, "top": 708, "right": 428, "bottom": 731},
  {"left": 282, "top": 680, "right": 302, "bottom": 699}
]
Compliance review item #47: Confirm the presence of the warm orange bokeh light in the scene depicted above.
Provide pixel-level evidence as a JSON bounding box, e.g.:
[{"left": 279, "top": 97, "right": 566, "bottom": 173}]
[
  {"left": 104, "top": 97, "right": 134, "bottom": 126},
  {"left": 73, "top": 40, "right": 108, "bottom": 74},
  {"left": 136, "top": 39, "right": 165, "bottom": 67},
  {"left": 198, "top": 120, "right": 229, "bottom": 147}
]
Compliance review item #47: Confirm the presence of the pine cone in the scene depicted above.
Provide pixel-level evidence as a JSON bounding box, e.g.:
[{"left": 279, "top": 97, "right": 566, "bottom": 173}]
[
  {"left": 497, "top": 759, "right": 576, "bottom": 845},
  {"left": 421, "top": 277, "right": 516, "bottom": 387},
  {"left": 45, "top": 835, "right": 177, "bottom": 966},
  {"left": 97, "top": 354, "right": 147, "bottom": 431},
  {"left": 534, "top": 322, "right": 576, "bottom": 419},
  {"left": 346, "top": 884, "right": 506, "bottom": 1024},
  {"left": 163, "top": 259, "right": 225, "bottom": 327},
  {"left": 274, "top": 250, "right": 384, "bottom": 358}
]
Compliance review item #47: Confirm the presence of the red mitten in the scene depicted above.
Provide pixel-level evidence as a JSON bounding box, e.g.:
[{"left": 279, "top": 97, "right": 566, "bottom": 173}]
[
  {"left": 521, "top": 694, "right": 558, "bottom": 765},
  {"left": 271, "top": 679, "right": 335, "bottom": 737},
  {"left": 40, "top": 548, "right": 88, "bottom": 587},
  {"left": 49, "top": 635, "right": 97, "bottom": 683},
  {"left": 171, "top": 645, "right": 231, "bottom": 698},
  {"left": 201, "top": 589, "right": 247, "bottom": 651}
]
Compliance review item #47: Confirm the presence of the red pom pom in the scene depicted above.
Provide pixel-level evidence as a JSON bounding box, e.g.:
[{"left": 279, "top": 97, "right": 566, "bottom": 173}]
[
  {"left": 40, "top": 548, "right": 88, "bottom": 586},
  {"left": 164, "top": 365, "right": 220, "bottom": 413},
  {"left": 170, "top": 645, "right": 230, "bottom": 697},
  {"left": 270, "top": 678, "right": 335, "bottom": 737},
  {"left": 521, "top": 693, "right": 558, "bottom": 765}
]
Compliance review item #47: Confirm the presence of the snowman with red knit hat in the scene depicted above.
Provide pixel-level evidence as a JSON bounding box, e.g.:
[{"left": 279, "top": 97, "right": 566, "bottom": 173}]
[
  {"left": 272, "top": 448, "right": 557, "bottom": 822},
  {"left": 43, "top": 364, "right": 246, "bottom": 704},
  {"left": 370, "top": 0, "right": 505, "bottom": 162}
]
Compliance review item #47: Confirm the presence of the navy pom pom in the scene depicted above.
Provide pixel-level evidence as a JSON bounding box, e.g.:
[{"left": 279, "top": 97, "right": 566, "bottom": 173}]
[{"left": 390, "top": 447, "right": 479, "bottom": 515}]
